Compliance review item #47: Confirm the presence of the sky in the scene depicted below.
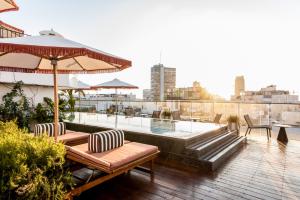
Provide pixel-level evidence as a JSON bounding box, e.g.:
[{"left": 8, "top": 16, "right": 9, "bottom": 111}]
[{"left": 2, "top": 0, "right": 300, "bottom": 99}]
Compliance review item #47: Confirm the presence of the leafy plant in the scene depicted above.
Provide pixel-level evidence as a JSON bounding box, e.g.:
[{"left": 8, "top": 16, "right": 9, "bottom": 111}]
[
  {"left": 0, "top": 121, "right": 73, "bottom": 199},
  {"left": 162, "top": 110, "right": 171, "bottom": 118},
  {"left": 62, "top": 89, "right": 85, "bottom": 112},
  {"left": 0, "top": 81, "right": 31, "bottom": 128},
  {"left": 31, "top": 96, "right": 68, "bottom": 123}
]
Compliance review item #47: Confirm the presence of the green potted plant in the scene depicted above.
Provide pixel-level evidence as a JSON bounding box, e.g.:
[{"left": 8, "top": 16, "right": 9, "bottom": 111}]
[
  {"left": 161, "top": 109, "right": 171, "bottom": 119},
  {"left": 227, "top": 115, "right": 240, "bottom": 132}
]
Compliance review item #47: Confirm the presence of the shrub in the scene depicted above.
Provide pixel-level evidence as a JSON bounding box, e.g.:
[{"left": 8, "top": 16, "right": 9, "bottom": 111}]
[
  {"left": 0, "top": 121, "right": 73, "bottom": 200},
  {"left": 0, "top": 81, "right": 31, "bottom": 128},
  {"left": 30, "top": 97, "right": 68, "bottom": 124}
]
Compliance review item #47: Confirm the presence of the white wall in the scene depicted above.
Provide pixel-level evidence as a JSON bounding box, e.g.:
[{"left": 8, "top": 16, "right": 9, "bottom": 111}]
[
  {"left": 0, "top": 83, "right": 54, "bottom": 106},
  {"left": 0, "top": 72, "right": 70, "bottom": 87},
  {"left": 0, "top": 72, "right": 74, "bottom": 106}
]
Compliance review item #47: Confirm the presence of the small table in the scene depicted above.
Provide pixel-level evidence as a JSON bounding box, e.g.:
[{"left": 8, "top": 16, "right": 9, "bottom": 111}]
[{"left": 273, "top": 124, "right": 294, "bottom": 144}]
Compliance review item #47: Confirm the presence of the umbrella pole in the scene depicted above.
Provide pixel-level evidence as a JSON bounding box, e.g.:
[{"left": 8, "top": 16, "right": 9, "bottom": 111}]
[
  {"left": 115, "top": 88, "right": 118, "bottom": 115},
  {"left": 52, "top": 59, "right": 59, "bottom": 142}
]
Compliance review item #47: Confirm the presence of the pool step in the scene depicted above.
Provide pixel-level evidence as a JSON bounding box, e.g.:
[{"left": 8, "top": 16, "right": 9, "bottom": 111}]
[
  {"left": 186, "top": 131, "right": 236, "bottom": 156},
  {"left": 202, "top": 136, "right": 246, "bottom": 171},
  {"left": 185, "top": 130, "right": 246, "bottom": 171}
]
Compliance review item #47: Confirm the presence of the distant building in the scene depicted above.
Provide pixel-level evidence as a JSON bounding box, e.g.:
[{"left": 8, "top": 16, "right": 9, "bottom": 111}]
[
  {"left": 166, "top": 81, "right": 213, "bottom": 100},
  {"left": 236, "top": 85, "right": 299, "bottom": 103},
  {"left": 81, "top": 93, "right": 136, "bottom": 101},
  {"left": 234, "top": 76, "right": 245, "bottom": 98},
  {"left": 79, "top": 93, "right": 137, "bottom": 112},
  {"left": 143, "top": 89, "right": 151, "bottom": 101},
  {"left": 151, "top": 64, "right": 176, "bottom": 101}
]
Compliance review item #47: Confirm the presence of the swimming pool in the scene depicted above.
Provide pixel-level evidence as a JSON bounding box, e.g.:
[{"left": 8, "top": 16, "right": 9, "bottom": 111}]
[{"left": 67, "top": 112, "right": 226, "bottom": 140}]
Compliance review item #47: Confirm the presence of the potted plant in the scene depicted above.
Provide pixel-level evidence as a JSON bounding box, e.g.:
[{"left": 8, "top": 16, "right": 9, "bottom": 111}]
[
  {"left": 161, "top": 109, "right": 171, "bottom": 119},
  {"left": 227, "top": 115, "right": 240, "bottom": 132}
]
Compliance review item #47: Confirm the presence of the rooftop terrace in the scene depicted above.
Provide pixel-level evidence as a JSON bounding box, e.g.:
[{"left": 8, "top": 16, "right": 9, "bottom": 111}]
[{"left": 74, "top": 132, "right": 300, "bottom": 200}]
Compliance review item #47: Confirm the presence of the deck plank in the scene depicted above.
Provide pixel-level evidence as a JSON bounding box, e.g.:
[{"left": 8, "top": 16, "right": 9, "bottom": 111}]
[{"left": 75, "top": 135, "right": 300, "bottom": 200}]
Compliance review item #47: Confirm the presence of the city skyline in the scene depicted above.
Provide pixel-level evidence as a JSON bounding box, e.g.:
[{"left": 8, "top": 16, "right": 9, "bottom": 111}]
[{"left": 2, "top": 0, "right": 300, "bottom": 99}]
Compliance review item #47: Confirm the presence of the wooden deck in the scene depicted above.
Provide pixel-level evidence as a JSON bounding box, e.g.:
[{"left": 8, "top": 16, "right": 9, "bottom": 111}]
[{"left": 75, "top": 134, "right": 300, "bottom": 200}]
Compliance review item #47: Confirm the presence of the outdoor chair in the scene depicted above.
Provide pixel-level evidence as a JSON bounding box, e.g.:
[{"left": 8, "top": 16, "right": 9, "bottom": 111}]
[
  {"left": 34, "top": 122, "right": 90, "bottom": 146},
  {"left": 171, "top": 111, "right": 181, "bottom": 120},
  {"left": 152, "top": 111, "right": 161, "bottom": 119},
  {"left": 244, "top": 114, "right": 271, "bottom": 140},
  {"left": 124, "top": 107, "right": 135, "bottom": 117},
  {"left": 65, "top": 130, "right": 159, "bottom": 199},
  {"left": 213, "top": 114, "right": 222, "bottom": 124}
]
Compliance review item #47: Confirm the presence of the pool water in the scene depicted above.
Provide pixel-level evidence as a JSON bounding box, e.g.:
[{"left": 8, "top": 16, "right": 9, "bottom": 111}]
[{"left": 67, "top": 112, "right": 225, "bottom": 139}]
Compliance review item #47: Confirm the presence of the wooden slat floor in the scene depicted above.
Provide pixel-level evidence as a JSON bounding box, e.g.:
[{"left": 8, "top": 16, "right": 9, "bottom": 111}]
[{"left": 75, "top": 134, "right": 300, "bottom": 200}]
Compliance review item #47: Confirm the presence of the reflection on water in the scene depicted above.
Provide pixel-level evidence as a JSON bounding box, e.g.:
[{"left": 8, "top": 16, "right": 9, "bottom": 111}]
[{"left": 66, "top": 112, "right": 225, "bottom": 139}]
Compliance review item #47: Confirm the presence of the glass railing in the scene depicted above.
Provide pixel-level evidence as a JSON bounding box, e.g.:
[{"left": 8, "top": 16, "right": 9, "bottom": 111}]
[
  {"left": 74, "top": 99, "right": 300, "bottom": 140},
  {"left": 75, "top": 100, "right": 300, "bottom": 124}
]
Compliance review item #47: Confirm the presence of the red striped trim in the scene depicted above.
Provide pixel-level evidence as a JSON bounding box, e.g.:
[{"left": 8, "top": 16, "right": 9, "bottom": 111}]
[
  {"left": 0, "top": 0, "right": 19, "bottom": 13},
  {"left": 0, "top": 43, "right": 132, "bottom": 69},
  {"left": 0, "top": 66, "right": 124, "bottom": 74},
  {"left": 0, "top": 20, "right": 24, "bottom": 33}
]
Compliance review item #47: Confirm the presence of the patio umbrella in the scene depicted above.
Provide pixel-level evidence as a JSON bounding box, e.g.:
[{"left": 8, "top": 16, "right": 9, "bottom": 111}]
[
  {"left": 91, "top": 78, "right": 138, "bottom": 115},
  {"left": 0, "top": 0, "right": 18, "bottom": 13},
  {"left": 69, "top": 77, "right": 93, "bottom": 122},
  {"left": 92, "top": 78, "right": 138, "bottom": 90},
  {"left": 0, "top": 30, "right": 132, "bottom": 141}
]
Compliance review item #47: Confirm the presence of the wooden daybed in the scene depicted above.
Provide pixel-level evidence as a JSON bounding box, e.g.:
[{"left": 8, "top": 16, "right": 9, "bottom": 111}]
[{"left": 65, "top": 137, "right": 159, "bottom": 199}]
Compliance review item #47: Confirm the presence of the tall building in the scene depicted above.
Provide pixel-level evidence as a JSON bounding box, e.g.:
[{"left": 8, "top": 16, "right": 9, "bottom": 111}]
[
  {"left": 234, "top": 76, "right": 245, "bottom": 97},
  {"left": 151, "top": 64, "right": 176, "bottom": 101}
]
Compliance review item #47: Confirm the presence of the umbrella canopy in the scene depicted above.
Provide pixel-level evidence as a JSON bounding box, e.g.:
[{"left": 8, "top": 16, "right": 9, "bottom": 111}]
[
  {"left": 0, "top": 31, "right": 131, "bottom": 73},
  {"left": 91, "top": 78, "right": 138, "bottom": 89},
  {"left": 69, "top": 77, "right": 91, "bottom": 90},
  {"left": 0, "top": 30, "right": 132, "bottom": 141},
  {"left": 91, "top": 78, "right": 138, "bottom": 117},
  {"left": 76, "top": 80, "right": 91, "bottom": 90},
  {"left": 0, "top": 0, "right": 18, "bottom": 13}
]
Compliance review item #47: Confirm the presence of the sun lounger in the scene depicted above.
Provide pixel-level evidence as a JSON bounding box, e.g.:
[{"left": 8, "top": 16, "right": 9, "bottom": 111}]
[{"left": 65, "top": 130, "right": 159, "bottom": 199}]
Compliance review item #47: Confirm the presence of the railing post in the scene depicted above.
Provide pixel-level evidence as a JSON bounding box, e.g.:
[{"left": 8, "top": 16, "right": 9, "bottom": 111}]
[
  {"left": 268, "top": 103, "right": 271, "bottom": 127},
  {"left": 238, "top": 102, "right": 240, "bottom": 120},
  {"left": 190, "top": 101, "right": 193, "bottom": 121},
  {"left": 212, "top": 101, "right": 215, "bottom": 121}
]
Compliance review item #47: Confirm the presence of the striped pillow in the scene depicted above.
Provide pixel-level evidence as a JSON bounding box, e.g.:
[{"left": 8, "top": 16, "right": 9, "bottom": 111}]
[
  {"left": 88, "top": 130, "right": 124, "bottom": 153},
  {"left": 34, "top": 122, "right": 66, "bottom": 137}
]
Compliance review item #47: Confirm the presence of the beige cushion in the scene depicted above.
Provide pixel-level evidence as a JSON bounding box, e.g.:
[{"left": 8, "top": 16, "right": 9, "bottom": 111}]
[
  {"left": 66, "top": 142, "right": 158, "bottom": 170},
  {"left": 57, "top": 130, "right": 130, "bottom": 144},
  {"left": 58, "top": 131, "right": 90, "bottom": 143}
]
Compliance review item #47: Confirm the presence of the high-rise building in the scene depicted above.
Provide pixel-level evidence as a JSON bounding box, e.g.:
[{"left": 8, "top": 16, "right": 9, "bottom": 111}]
[
  {"left": 151, "top": 64, "right": 176, "bottom": 101},
  {"left": 234, "top": 76, "right": 245, "bottom": 97}
]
